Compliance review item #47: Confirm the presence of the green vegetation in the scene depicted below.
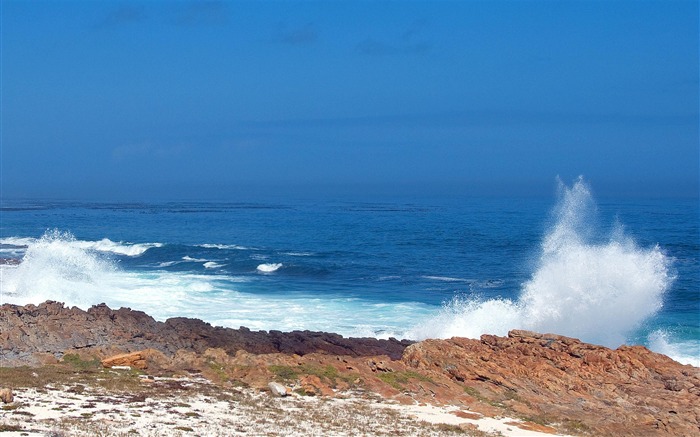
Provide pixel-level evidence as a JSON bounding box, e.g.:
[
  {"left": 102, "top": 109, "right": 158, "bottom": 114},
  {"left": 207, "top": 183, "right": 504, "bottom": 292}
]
[
  {"left": 376, "top": 371, "right": 434, "bottom": 390},
  {"left": 268, "top": 365, "right": 299, "bottom": 381},
  {"left": 62, "top": 354, "right": 101, "bottom": 370}
]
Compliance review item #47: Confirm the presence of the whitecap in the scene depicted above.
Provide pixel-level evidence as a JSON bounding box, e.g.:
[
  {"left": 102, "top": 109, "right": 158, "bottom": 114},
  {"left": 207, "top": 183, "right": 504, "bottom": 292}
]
[
  {"left": 422, "top": 275, "right": 471, "bottom": 283},
  {"left": 204, "top": 261, "right": 225, "bottom": 269},
  {"left": 199, "top": 243, "right": 249, "bottom": 250},
  {"left": 73, "top": 238, "right": 162, "bottom": 257},
  {"left": 257, "top": 263, "right": 282, "bottom": 273}
]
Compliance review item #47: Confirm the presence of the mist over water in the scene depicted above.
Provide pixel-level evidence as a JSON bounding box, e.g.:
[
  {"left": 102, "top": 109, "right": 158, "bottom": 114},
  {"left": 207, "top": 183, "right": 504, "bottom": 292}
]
[{"left": 409, "top": 178, "right": 674, "bottom": 349}]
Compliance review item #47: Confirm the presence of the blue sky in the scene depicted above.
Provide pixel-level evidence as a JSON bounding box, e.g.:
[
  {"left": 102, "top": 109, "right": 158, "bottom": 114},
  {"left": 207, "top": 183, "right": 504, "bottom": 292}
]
[{"left": 2, "top": 0, "right": 698, "bottom": 200}]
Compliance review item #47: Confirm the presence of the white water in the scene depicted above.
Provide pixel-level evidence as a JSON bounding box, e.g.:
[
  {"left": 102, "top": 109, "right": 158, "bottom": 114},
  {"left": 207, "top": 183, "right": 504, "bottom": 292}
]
[
  {"left": 0, "top": 232, "right": 161, "bottom": 258},
  {"left": 408, "top": 178, "right": 675, "bottom": 353},
  {"left": 647, "top": 330, "right": 700, "bottom": 367},
  {"left": 0, "top": 231, "right": 424, "bottom": 337},
  {"left": 257, "top": 263, "right": 282, "bottom": 273},
  {"left": 0, "top": 180, "right": 693, "bottom": 366}
]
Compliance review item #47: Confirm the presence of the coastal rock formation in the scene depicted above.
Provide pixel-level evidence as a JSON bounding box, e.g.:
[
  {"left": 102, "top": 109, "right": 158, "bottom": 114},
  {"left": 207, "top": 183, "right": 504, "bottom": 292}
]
[
  {"left": 0, "top": 301, "right": 411, "bottom": 365},
  {"left": 401, "top": 331, "right": 700, "bottom": 436},
  {"left": 1, "top": 301, "right": 698, "bottom": 436}
]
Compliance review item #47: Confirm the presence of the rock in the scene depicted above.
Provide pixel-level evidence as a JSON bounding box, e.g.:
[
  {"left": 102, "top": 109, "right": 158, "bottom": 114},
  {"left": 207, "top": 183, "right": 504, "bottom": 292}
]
[
  {"left": 401, "top": 331, "right": 700, "bottom": 436},
  {"left": 102, "top": 350, "right": 149, "bottom": 369},
  {"left": 268, "top": 381, "right": 288, "bottom": 397},
  {"left": 2, "top": 301, "right": 698, "bottom": 436},
  {"left": 0, "top": 301, "right": 412, "bottom": 366},
  {"left": 299, "top": 375, "right": 335, "bottom": 397},
  {"left": 0, "top": 388, "right": 13, "bottom": 403}
]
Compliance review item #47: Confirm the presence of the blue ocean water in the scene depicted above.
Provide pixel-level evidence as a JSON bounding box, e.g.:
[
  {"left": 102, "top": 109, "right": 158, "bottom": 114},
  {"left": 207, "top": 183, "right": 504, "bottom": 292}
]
[{"left": 1, "top": 180, "right": 698, "bottom": 365}]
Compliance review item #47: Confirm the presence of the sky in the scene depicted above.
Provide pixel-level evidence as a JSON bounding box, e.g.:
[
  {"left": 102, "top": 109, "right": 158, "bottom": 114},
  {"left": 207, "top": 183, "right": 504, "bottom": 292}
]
[{"left": 1, "top": 0, "right": 698, "bottom": 201}]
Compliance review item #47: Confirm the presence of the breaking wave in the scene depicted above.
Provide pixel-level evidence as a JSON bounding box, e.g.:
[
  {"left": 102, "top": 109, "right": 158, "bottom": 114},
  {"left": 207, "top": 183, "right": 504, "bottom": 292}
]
[
  {"left": 409, "top": 177, "right": 674, "bottom": 350},
  {"left": 0, "top": 232, "right": 160, "bottom": 258}
]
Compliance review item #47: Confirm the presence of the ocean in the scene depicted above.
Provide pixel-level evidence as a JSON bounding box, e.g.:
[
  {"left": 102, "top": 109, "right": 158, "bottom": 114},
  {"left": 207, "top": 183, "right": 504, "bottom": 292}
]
[{"left": 1, "top": 179, "right": 698, "bottom": 366}]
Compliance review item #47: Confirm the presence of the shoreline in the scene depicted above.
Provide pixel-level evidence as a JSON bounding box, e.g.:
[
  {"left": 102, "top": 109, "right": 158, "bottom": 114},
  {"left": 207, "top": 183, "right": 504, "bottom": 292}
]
[{"left": 2, "top": 300, "right": 699, "bottom": 436}]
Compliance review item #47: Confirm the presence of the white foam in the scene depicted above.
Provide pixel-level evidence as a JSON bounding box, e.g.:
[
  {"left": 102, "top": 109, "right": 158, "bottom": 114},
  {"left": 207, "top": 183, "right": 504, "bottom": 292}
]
[
  {"left": 1, "top": 233, "right": 161, "bottom": 257},
  {"left": 409, "top": 177, "right": 674, "bottom": 349},
  {"left": 73, "top": 238, "right": 162, "bottom": 257},
  {"left": 156, "top": 261, "right": 180, "bottom": 267},
  {"left": 647, "top": 330, "right": 700, "bottom": 367},
  {"left": 204, "top": 261, "right": 224, "bottom": 269},
  {"left": 422, "top": 276, "right": 471, "bottom": 283},
  {"left": 183, "top": 256, "right": 208, "bottom": 262},
  {"left": 0, "top": 236, "right": 36, "bottom": 247},
  {"left": 199, "top": 243, "right": 249, "bottom": 250},
  {"left": 0, "top": 231, "right": 244, "bottom": 318},
  {"left": 257, "top": 263, "right": 282, "bottom": 273}
]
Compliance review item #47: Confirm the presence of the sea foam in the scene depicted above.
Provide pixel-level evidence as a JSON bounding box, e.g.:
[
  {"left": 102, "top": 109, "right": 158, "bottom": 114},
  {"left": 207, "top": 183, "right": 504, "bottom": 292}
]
[
  {"left": 0, "top": 230, "right": 239, "bottom": 318},
  {"left": 257, "top": 263, "right": 282, "bottom": 273},
  {"left": 409, "top": 177, "right": 674, "bottom": 349}
]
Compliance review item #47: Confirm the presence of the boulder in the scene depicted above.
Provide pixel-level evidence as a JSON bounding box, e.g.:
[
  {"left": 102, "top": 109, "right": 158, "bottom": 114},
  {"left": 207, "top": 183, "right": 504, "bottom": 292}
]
[
  {"left": 268, "top": 381, "right": 288, "bottom": 397},
  {"left": 0, "top": 388, "right": 13, "bottom": 404}
]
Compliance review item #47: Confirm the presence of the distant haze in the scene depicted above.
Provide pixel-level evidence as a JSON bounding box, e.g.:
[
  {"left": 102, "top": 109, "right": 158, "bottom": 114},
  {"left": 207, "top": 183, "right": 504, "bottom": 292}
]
[{"left": 2, "top": 0, "right": 698, "bottom": 200}]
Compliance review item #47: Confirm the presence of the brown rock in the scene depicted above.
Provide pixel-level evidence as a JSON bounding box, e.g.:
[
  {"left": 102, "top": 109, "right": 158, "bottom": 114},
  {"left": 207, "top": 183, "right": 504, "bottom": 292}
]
[
  {"left": 0, "top": 388, "right": 13, "bottom": 404},
  {"left": 401, "top": 331, "right": 700, "bottom": 436},
  {"left": 3, "top": 301, "right": 698, "bottom": 436},
  {"left": 101, "top": 349, "right": 164, "bottom": 370},
  {"left": 299, "top": 375, "right": 335, "bottom": 397}
]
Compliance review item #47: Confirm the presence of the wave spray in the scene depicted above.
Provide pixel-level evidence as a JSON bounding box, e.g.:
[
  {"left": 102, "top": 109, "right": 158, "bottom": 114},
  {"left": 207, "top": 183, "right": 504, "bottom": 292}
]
[{"left": 409, "top": 177, "right": 674, "bottom": 348}]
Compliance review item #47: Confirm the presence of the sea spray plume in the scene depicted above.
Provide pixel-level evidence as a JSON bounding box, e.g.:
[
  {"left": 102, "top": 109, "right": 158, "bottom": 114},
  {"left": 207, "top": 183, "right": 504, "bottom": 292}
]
[
  {"left": 409, "top": 177, "right": 674, "bottom": 348},
  {"left": 0, "top": 230, "right": 118, "bottom": 306},
  {"left": 520, "top": 177, "right": 673, "bottom": 346}
]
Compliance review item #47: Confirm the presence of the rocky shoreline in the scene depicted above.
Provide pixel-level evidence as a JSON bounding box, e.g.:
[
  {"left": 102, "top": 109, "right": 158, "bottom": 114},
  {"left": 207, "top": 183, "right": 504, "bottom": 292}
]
[{"left": 1, "top": 301, "right": 699, "bottom": 436}]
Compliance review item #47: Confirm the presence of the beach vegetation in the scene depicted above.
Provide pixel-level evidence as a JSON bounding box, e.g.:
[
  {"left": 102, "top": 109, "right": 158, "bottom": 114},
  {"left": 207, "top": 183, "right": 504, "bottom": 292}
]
[
  {"left": 562, "top": 419, "right": 590, "bottom": 433},
  {"left": 268, "top": 365, "right": 299, "bottom": 381},
  {"left": 61, "top": 354, "right": 101, "bottom": 371},
  {"left": 377, "top": 370, "right": 434, "bottom": 390}
]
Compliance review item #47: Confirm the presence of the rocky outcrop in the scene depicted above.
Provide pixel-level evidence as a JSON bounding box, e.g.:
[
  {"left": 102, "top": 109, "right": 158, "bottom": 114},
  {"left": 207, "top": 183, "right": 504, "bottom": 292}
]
[
  {"left": 401, "top": 330, "right": 700, "bottom": 436},
  {"left": 1, "top": 301, "right": 698, "bottom": 436},
  {"left": 0, "top": 301, "right": 411, "bottom": 365}
]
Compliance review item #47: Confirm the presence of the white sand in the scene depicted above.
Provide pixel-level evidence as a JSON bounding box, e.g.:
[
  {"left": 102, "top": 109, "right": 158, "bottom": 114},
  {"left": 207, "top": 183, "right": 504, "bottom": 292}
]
[{"left": 1, "top": 375, "right": 569, "bottom": 436}]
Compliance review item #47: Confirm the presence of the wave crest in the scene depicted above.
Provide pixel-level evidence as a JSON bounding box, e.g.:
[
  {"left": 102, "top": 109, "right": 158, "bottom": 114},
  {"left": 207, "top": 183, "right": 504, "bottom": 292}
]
[
  {"left": 410, "top": 177, "right": 674, "bottom": 348},
  {"left": 257, "top": 263, "right": 282, "bottom": 273}
]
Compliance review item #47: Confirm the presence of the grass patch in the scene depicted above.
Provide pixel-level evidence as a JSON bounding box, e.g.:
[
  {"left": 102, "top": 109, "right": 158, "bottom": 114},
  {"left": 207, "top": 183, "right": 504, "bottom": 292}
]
[
  {"left": 268, "top": 365, "right": 299, "bottom": 381},
  {"left": 205, "top": 361, "right": 229, "bottom": 382},
  {"left": 524, "top": 414, "right": 554, "bottom": 426},
  {"left": 62, "top": 354, "right": 101, "bottom": 370},
  {"left": 377, "top": 371, "right": 434, "bottom": 390},
  {"left": 463, "top": 385, "right": 487, "bottom": 401},
  {"left": 0, "top": 424, "right": 23, "bottom": 432},
  {"left": 562, "top": 419, "right": 591, "bottom": 433}
]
